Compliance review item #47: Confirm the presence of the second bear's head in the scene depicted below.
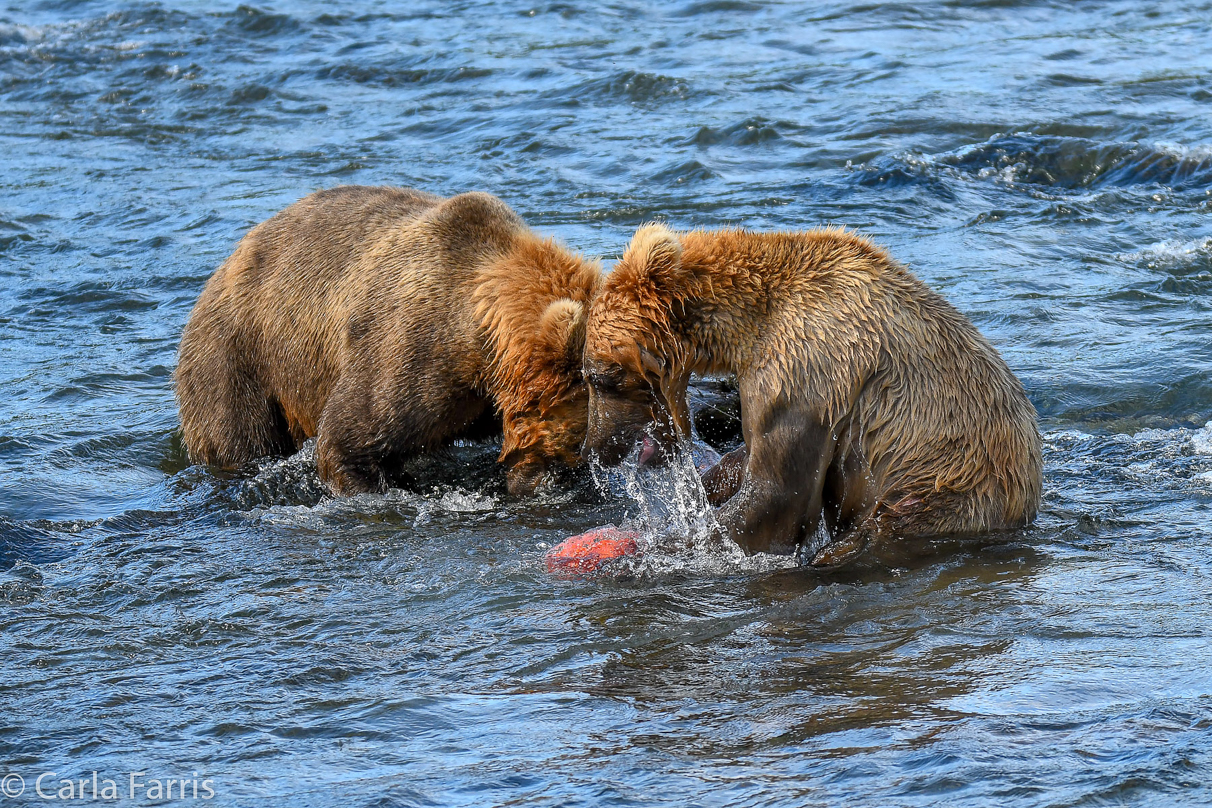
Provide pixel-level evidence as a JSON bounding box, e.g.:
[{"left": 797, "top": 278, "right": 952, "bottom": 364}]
[
  {"left": 474, "top": 236, "right": 602, "bottom": 496},
  {"left": 582, "top": 223, "right": 698, "bottom": 468}
]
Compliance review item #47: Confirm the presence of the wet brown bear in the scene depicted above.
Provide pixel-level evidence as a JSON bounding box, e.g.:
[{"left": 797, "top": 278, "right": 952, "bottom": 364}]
[
  {"left": 176, "top": 186, "right": 601, "bottom": 496},
  {"left": 582, "top": 224, "right": 1042, "bottom": 568}
]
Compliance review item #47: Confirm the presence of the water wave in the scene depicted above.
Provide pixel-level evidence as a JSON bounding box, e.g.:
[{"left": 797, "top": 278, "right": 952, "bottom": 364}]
[
  {"left": 1118, "top": 236, "right": 1212, "bottom": 270},
  {"left": 315, "top": 63, "right": 492, "bottom": 87},
  {"left": 0, "top": 515, "right": 94, "bottom": 568},
  {"left": 1045, "top": 424, "right": 1212, "bottom": 502},
  {"left": 854, "top": 134, "right": 1212, "bottom": 194},
  {"left": 650, "top": 159, "right": 718, "bottom": 185},
  {"left": 673, "top": 0, "right": 765, "bottom": 15},
  {"left": 225, "top": 5, "right": 302, "bottom": 38},
  {"left": 562, "top": 70, "right": 693, "bottom": 105},
  {"left": 685, "top": 117, "right": 789, "bottom": 148}
]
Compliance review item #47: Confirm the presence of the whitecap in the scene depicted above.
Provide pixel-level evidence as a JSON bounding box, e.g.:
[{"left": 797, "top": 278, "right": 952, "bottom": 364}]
[
  {"left": 1116, "top": 236, "right": 1212, "bottom": 268},
  {"left": 1192, "top": 422, "right": 1212, "bottom": 456}
]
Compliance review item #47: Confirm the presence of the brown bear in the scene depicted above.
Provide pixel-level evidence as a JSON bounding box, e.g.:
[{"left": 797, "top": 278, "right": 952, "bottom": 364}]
[
  {"left": 581, "top": 224, "right": 1042, "bottom": 568},
  {"left": 176, "top": 185, "right": 602, "bottom": 496}
]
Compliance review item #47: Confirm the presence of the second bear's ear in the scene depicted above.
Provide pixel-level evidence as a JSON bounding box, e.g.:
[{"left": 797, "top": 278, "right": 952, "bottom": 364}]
[
  {"left": 622, "top": 223, "right": 684, "bottom": 293},
  {"left": 538, "top": 298, "right": 587, "bottom": 366}
]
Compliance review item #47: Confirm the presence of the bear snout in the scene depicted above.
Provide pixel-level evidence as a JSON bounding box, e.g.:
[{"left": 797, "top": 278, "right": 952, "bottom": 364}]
[
  {"left": 505, "top": 459, "right": 550, "bottom": 497},
  {"left": 580, "top": 417, "right": 636, "bottom": 467},
  {"left": 581, "top": 427, "right": 628, "bottom": 467},
  {"left": 583, "top": 419, "right": 671, "bottom": 468}
]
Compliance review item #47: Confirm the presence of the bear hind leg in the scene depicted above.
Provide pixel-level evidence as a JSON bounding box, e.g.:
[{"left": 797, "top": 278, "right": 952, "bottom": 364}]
[
  {"left": 315, "top": 432, "right": 389, "bottom": 496},
  {"left": 179, "top": 372, "right": 297, "bottom": 468}
]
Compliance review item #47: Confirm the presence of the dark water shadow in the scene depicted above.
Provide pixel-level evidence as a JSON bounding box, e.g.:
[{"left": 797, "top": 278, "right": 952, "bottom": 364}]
[{"left": 523, "top": 543, "right": 1047, "bottom": 750}]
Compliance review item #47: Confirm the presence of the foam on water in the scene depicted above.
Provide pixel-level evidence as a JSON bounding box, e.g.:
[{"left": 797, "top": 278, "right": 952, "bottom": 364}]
[
  {"left": 1117, "top": 236, "right": 1212, "bottom": 268},
  {"left": 1192, "top": 421, "right": 1212, "bottom": 460}
]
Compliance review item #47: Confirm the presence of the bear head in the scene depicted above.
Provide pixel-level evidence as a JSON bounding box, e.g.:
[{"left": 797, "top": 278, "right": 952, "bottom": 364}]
[
  {"left": 475, "top": 237, "right": 601, "bottom": 495},
  {"left": 582, "top": 223, "right": 695, "bottom": 468},
  {"left": 497, "top": 298, "right": 591, "bottom": 495}
]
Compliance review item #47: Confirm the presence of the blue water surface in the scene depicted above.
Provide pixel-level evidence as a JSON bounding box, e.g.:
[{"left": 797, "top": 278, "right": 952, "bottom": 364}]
[{"left": 1, "top": 1, "right": 1211, "bottom": 806}]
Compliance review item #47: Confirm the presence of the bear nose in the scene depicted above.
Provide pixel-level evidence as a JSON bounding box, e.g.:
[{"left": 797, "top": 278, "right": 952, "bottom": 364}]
[
  {"left": 580, "top": 425, "right": 613, "bottom": 463},
  {"left": 506, "top": 463, "right": 547, "bottom": 496}
]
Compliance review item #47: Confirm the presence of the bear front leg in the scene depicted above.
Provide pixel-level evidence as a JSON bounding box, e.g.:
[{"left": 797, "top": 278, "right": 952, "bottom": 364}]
[
  {"left": 313, "top": 380, "right": 396, "bottom": 496},
  {"left": 808, "top": 527, "right": 872, "bottom": 569},
  {"left": 701, "top": 445, "right": 748, "bottom": 507},
  {"left": 715, "top": 410, "right": 834, "bottom": 556}
]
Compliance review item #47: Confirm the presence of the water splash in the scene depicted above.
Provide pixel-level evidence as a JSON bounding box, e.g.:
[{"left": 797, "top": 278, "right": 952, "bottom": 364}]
[
  {"left": 231, "top": 440, "right": 329, "bottom": 510},
  {"left": 590, "top": 431, "right": 796, "bottom": 576},
  {"left": 230, "top": 440, "right": 504, "bottom": 530},
  {"left": 590, "top": 434, "right": 716, "bottom": 539}
]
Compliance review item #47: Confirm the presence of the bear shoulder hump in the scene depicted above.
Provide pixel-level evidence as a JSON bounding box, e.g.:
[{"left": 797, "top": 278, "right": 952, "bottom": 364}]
[{"left": 427, "top": 192, "right": 526, "bottom": 247}]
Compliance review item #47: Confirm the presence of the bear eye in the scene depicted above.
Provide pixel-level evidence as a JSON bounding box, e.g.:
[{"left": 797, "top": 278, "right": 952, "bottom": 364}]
[{"left": 587, "top": 371, "right": 621, "bottom": 392}]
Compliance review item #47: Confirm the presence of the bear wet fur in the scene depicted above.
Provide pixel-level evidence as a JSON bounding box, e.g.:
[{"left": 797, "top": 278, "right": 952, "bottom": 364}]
[
  {"left": 582, "top": 224, "right": 1042, "bottom": 568},
  {"left": 176, "top": 186, "right": 601, "bottom": 496}
]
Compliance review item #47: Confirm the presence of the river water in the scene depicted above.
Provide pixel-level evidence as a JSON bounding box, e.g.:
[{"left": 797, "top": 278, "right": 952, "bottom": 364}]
[{"left": 2, "top": 1, "right": 1211, "bottom": 805}]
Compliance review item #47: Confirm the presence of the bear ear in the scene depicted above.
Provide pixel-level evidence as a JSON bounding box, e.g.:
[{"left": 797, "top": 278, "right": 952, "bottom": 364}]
[
  {"left": 538, "top": 298, "right": 587, "bottom": 365},
  {"left": 638, "top": 346, "right": 666, "bottom": 376},
  {"left": 621, "top": 223, "right": 684, "bottom": 292}
]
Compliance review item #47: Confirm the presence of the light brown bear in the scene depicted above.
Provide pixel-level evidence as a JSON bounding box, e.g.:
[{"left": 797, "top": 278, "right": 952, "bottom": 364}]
[
  {"left": 176, "top": 186, "right": 601, "bottom": 496},
  {"left": 581, "top": 224, "right": 1042, "bottom": 568}
]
